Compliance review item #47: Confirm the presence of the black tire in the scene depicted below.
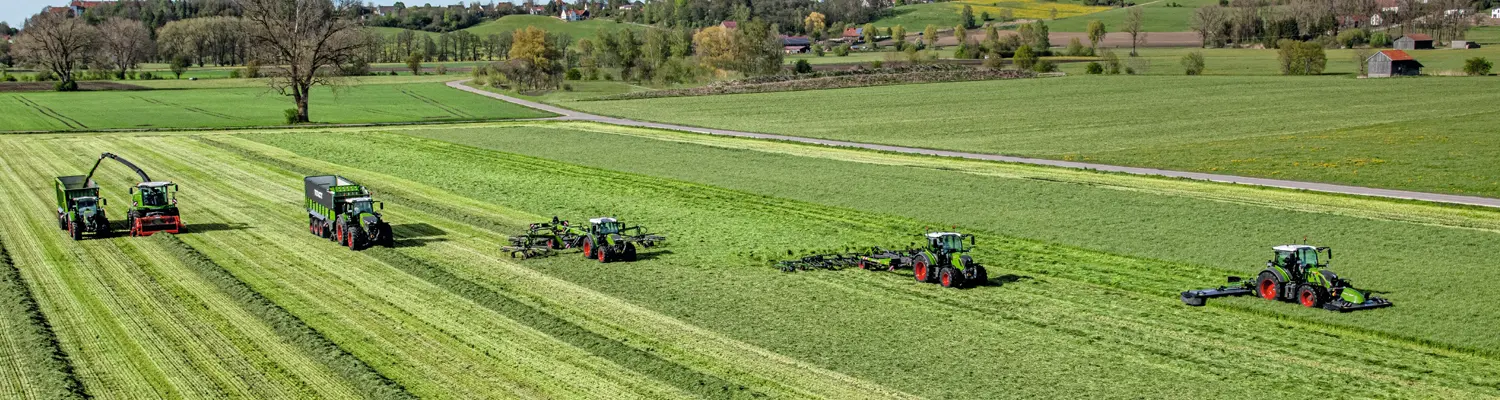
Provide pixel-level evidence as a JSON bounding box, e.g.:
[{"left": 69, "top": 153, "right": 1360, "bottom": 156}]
[
  {"left": 1297, "top": 285, "right": 1327, "bottom": 308},
  {"left": 624, "top": 242, "right": 637, "bottom": 261},
  {"left": 971, "top": 265, "right": 988, "bottom": 287},
  {"left": 939, "top": 267, "right": 960, "bottom": 288},
  {"left": 1257, "top": 271, "right": 1283, "bottom": 301},
  {"left": 596, "top": 245, "right": 610, "bottom": 263},
  {"left": 70, "top": 219, "right": 83, "bottom": 241},
  {"left": 347, "top": 224, "right": 363, "bottom": 251},
  {"left": 58, "top": 214, "right": 67, "bottom": 231},
  {"left": 581, "top": 237, "right": 596, "bottom": 259}
]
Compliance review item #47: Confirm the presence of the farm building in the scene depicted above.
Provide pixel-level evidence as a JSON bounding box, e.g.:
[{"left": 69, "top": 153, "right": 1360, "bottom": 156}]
[
  {"left": 781, "top": 36, "right": 812, "bottom": 54},
  {"left": 1452, "top": 40, "right": 1482, "bottom": 49},
  {"left": 1394, "top": 34, "right": 1434, "bottom": 50},
  {"left": 721, "top": 21, "right": 737, "bottom": 30},
  {"left": 1366, "top": 50, "right": 1422, "bottom": 78},
  {"left": 560, "top": 8, "right": 589, "bottom": 21}
]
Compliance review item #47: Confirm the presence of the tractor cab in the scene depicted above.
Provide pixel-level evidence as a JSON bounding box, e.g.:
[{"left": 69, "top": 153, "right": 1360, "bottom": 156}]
[
  {"left": 131, "top": 182, "right": 178, "bottom": 208},
  {"left": 74, "top": 196, "right": 104, "bottom": 216},
  {"left": 342, "top": 197, "right": 383, "bottom": 217},
  {"left": 589, "top": 217, "right": 622, "bottom": 235},
  {"left": 1271, "top": 245, "right": 1331, "bottom": 278},
  {"left": 925, "top": 232, "right": 974, "bottom": 255}
]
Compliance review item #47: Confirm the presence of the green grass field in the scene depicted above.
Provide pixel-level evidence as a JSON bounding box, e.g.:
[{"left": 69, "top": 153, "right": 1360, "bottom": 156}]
[
  {"left": 2, "top": 122, "right": 1498, "bottom": 398},
  {"left": 565, "top": 75, "right": 1500, "bottom": 198},
  {"left": 0, "top": 82, "right": 548, "bottom": 132},
  {"left": 1055, "top": 46, "right": 1500, "bottom": 76},
  {"left": 1048, "top": 0, "right": 1220, "bottom": 32},
  {"left": 874, "top": 0, "right": 1110, "bottom": 29}
]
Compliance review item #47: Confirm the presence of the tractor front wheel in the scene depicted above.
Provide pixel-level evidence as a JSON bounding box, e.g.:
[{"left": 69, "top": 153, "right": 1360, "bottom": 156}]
[
  {"left": 1257, "top": 271, "right": 1282, "bottom": 301},
  {"left": 70, "top": 219, "right": 83, "bottom": 241},
  {"left": 597, "top": 246, "right": 609, "bottom": 263},
  {"left": 1298, "top": 285, "right": 1326, "bottom": 308},
  {"left": 939, "top": 267, "right": 959, "bottom": 288},
  {"left": 970, "top": 265, "right": 989, "bottom": 286}
]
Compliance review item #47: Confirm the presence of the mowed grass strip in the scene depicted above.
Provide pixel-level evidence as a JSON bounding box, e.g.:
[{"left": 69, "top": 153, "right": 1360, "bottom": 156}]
[
  {"left": 243, "top": 129, "right": 1500, "bottom": 398},
  {"left": 0, "top": 82, "right": 551, "bottom": 132},
  {"left": 204, "top": 134, "right": 920, "bottom": 399},
  {"left": 404, "top": 122, "right": 1500, "bottom": 355},
  {"left": 0, "top": 238, "right": 87, "bottom": 399},
  {"left": 125, "top": 135, "right": 694, "bottom": 399},
  {"left": 568, "top": 75, "right": 1500, "bottom": 198},
  {"left": 0, "top": 137, "right": 367, "bottom": 398}
]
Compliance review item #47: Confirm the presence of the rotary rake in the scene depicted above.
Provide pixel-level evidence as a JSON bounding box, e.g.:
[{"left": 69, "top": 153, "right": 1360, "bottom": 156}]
[
  {"left": 776, "top": 232, "right": 990, "bottom": 289},
  {"left": 501, "top": 216, "right": 666, "bottom": 263}
]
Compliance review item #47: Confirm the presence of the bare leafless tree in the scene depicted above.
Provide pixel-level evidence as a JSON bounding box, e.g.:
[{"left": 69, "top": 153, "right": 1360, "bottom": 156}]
[
  {"left": 1191, "top": 6, "right": 1228, "bottom": 48},
  {"left": 14, "top": 12, "right": 98, "bottom": 90},
  {"left": 237, "top": 0, "right": 367, "bottom": 123},
  {"left": 97, "top": 17, "right": 154, "bottom": 79},
  {"left": 1123, "top": 6, "right": 1145, "bottom": 56}
]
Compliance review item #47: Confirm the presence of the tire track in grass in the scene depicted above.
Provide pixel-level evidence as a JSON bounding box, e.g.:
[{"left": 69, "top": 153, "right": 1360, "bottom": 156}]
[
  {"left": 199, "top": 135, "right": 916, "bottom": 399},
  {"left": 138, "top": 135, "right": 695, "bottom": 399},
  {"left": 130, "top": 96, "right": 242, "bottom": 120},
  {"left": 151, "top": 234, "right": 414, "bottom": 400},
  {"left": 11, "top": 96, "right": 82, "bottom": 130},
  {"left": 400, "top": 88, "right": 472, "bottom": 119},
  {"left": 0, "top": 236, "right": 89, "bottom": 399}
]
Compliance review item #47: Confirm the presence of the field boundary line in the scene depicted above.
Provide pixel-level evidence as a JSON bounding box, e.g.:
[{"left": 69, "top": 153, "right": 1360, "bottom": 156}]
[{"left": 446, "top": 80, "right": 1500, "bottom": 209}]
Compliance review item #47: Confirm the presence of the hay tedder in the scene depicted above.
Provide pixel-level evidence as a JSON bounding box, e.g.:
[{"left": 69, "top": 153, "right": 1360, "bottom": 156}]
[
  {"left": 1181, "top": 244, "right": 1391, "bottom": 312},
  {"left": 503, "top": 217, "right": 665, "bottom": 263},
  {"left": 778, "top": 232, "right": 989, "bottom": 289}
]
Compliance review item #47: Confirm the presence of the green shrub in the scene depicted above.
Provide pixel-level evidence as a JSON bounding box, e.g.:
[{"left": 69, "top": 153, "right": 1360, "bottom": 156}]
[
  {"left": 436, "top": 65, "right": 448, "bottom": 75},
  {"left": 1100, "top": 50, "right": 1122, "bottom": 74},
  {"left": 565, "top": 68, "right": 582, "bottom": 80},
  {"left": 1370, "top": 32, "right": 1392, "bottom": 48},
  {"left": 1335, "top": 29, "right": 1368, "bottom": 48},
  {"left": 1066, "top": 38, "right": 1085, "bottom": 56},
  {"left": 245, "top": 60, "right": 261, "bottom": 78},
  {"left": 563, "top": 83, "right": 574, "bottom": 91},
  {"left": 284, "top": 109, "right": 300, "bottom": 125},
  {"left": 229, "top": 69, "right": 243, "bottom": 79},
  {"left": 1014, "top": 45, "right": 1038, "bottom": 70},
  {"left": 870, "top": 60, "right": 883, "bottom": 69},
  {"left": 54, "top": 80, "right": 78, "bottom": 92},
  {"left": 1464, "top": 57, "right": 1492, "bottom": 76},
  {"left": 794, "top": 59, "right": 813, "bottom": 74},
  {"left": 1085, "top": 62, "right": 1103, "bottom": 74},
  {"left": 1033, "top": 59, "right": 1057, "bottom": 73},
  {"left": 1276, "top": 39, "right": 1326, "bottom": 75},
  {"left": 834, "top": 44, "right": 851, "bottom": 56},
  {"left": 1181, "top": 51, "right": 1205, "bottom": 75}
]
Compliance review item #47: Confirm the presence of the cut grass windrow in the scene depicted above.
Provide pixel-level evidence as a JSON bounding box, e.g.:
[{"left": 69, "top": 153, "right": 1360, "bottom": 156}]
[
  {"left": 153, "top": 234, "right": 415, "bottom": 400},
  {"left": 0, "top": 237, "right": 88, "bottom": 400}
]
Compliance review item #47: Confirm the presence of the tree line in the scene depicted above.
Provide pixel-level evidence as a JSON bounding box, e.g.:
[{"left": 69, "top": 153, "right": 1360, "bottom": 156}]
[{"left": 1189, "top": 0, "right": 1486, "bottom": 48}]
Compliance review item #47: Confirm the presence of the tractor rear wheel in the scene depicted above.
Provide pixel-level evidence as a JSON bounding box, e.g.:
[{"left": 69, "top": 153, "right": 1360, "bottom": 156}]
[
  {"left": 1298, "top": 285, "right": 1326, "bottom": 308},
  {"left": 939, "top": 267, "right": 959, "bottom": 288},
  {"left": 913, "top": 259, "right": 929, "bottom": 283},
  {"left": 1257, "top": 271, "right": 1282, "bottom": 301},
  {"left": 582, "top": 238, "right": 594, "bottom": 259}
]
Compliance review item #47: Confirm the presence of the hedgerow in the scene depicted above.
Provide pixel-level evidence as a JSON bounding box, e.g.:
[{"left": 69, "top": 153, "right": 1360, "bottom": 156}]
[{"left": 591, "top": 66, "right": 1034, "bottom": 100}]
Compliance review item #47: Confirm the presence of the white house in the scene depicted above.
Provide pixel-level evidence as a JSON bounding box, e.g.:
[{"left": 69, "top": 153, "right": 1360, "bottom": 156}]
[
  {"left": 1491, "top": 8, "right": 1500, "bottom": 18},
  {"left": 1371, "top": 13, "right": 1384, "bottom": 26}
]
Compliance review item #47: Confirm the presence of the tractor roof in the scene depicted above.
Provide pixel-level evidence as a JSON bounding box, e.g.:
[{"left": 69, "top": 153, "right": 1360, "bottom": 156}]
[
  {"left": 589, "top": 217, "right": 617, "bottom": 224},
  {"left": 1273, "top": 245, "right": 1320, "bottom": 252},
  {"left": 139, "top": 181, "right": 173, "bottom": 188},
  {"left": 926, "top": 232, "right": 961, "bottom": 238}
]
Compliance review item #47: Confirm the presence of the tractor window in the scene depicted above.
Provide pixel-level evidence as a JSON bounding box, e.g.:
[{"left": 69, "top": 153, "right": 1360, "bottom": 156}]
[
  {"left": 76, "top": 198, "right": 97, "bottom": 208},
  {"left": 140, "top": 186, "right": 168, "bottom": 206},
  {"left": 935, "top": 235, "right": 966, "bottom": 252},
  {"left": 1298, "top": 248, "right": 1320, "bottom": 266},
  {"left": 1276, "top": 251, "right": 1291, "bottom": 266},
  {"left": 596, "top": 222, "right": 621, "bottom": 234},
  {"left": 349, "top": 201, "right": 375, "bottom": 215}
]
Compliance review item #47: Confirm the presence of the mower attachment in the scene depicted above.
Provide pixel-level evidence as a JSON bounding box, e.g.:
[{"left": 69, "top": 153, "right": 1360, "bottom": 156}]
[
  {"left": 1180, "top": 276, "right": 1254, "bottom": 307},
  {"left": 132, "top": 215, "right": 183, "bottom": 236},
  {"left": 1322, "top": 292, "right": 1392, "bottom": 312},
  {"left": 776, "top": 253, "right": 863, "bottom": 272}
]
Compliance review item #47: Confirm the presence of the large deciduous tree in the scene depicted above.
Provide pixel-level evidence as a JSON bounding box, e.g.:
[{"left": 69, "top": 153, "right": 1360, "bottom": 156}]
[
  {"left": 97, "top": 17, "right": 154, "bottom": 79},
  {"left": 14, "top": 12, "right": 98, "bottom": 91},
  {"left": 237, "top": 0, "right": 367, "bottom": 123}
]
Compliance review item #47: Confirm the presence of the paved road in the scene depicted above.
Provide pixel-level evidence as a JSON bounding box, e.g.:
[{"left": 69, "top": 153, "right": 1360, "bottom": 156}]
[{"left": 449, "top": 80, "right": 1500, "bottom": 209}]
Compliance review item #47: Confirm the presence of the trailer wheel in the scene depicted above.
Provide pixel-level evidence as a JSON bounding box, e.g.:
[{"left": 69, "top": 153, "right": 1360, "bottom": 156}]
[
  {"left": 1298, "top": 285, "right": 1326, "bottom": 308},
  {"left": 1257, "top": 271, "right": 1282, "bottom": 301},
  {"left": 939, "top": 267, "right": 959, "bottom": 288}
]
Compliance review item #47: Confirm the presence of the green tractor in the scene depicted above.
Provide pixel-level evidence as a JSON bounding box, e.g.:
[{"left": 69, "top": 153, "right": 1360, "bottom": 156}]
[
  {"left": 304, "top": 175, "right": 393, "bottom": 250},
  {"left": 778, "top": 232, "right": 989, "bottom": 289},
  {"left": 1181, "top": 245, "right": 1391, "bottom": 312},
  {"left": 84, "top": 153, "right": 182, "bottom": 236},
  {"left": 502, "top": 217, "right": 665, "bottom": 263},
  {"left": 54, "top": 176, "right": 110, "bottom": 240}
]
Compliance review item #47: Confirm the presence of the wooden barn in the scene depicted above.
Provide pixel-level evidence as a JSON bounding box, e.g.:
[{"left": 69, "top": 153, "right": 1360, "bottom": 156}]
[
  {"left": 1367, "top": 50, "right": 1423, "bottom": 78},
  {"left": 1393, "top": 34, "right": 1434, "bottom": 50}
]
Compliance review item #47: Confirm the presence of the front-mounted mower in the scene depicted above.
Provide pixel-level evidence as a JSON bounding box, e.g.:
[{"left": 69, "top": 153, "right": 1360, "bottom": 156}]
[
  {"left": 777, "top": 231, "right": 989, "bottom": 289},
  {"left": 502, "top": 216, "right": 665, "bottom": 263},
  {"left": 1181, "top": 245, "right": 1391, "bottom": 312}
]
